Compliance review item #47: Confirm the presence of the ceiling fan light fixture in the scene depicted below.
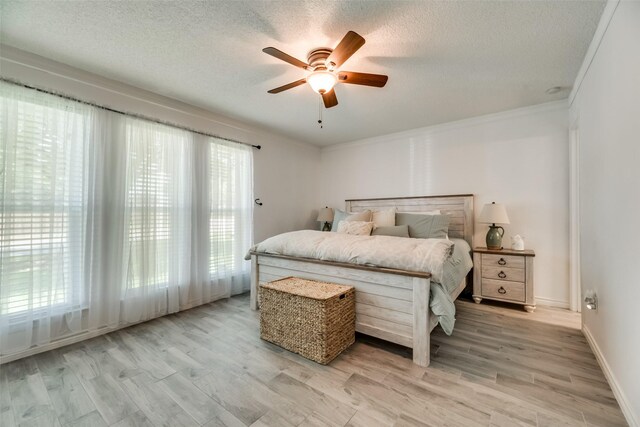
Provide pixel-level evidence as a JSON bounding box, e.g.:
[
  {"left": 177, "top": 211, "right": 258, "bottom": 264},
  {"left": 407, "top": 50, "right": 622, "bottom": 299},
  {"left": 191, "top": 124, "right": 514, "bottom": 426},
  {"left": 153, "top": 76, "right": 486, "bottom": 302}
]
[
  {"left": 306, "top": 71, "right": 337, "bottom": 94},
  {"left": 263, "top": 31, "right": 387, "bottom": 110}
]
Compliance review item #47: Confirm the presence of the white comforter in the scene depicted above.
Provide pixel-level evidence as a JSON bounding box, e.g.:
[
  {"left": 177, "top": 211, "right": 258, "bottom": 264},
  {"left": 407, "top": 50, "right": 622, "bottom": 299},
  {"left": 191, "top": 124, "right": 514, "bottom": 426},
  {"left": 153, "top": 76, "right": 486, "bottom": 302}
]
[{"left": 247, "top": 230, "right": 454, "bottom": 284}]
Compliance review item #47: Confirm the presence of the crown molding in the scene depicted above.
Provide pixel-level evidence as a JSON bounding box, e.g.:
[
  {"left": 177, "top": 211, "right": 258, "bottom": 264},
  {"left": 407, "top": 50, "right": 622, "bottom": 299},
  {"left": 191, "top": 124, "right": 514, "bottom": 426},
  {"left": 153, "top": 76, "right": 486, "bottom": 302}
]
[
  {"left": 569, "top": 0, "right": 621, "bottom": 106},
  {"left": 0, "top": 44, "right": 250, "bottom": 132},
  {"left": 0, "top": 44, "right": 316, "bottom": 150},
  {"left": 323, "top": 100, "right": 568, "bottom": 152}
]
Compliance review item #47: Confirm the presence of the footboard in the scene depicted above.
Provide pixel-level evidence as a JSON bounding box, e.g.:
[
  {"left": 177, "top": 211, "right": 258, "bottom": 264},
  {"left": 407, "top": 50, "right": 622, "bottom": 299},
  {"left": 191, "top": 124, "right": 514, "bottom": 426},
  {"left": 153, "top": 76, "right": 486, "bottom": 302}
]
[{"left": 250, "top": 253, "right": 432, "bottom": 367}]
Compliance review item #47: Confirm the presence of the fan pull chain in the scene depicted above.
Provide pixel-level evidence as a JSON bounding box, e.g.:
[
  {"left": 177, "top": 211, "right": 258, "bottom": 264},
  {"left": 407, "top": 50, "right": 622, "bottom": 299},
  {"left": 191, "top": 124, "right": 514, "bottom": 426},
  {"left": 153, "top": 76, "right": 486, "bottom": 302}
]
[{"left": 318, "top": 96, "right": 323, "bottom": 129}]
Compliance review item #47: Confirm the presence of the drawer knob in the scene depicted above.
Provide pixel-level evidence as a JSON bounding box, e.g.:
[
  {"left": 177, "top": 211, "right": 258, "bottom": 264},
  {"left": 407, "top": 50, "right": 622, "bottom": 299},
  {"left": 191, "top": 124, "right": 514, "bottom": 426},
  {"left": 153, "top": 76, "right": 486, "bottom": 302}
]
[
  {"left": 498, "top": 258, "right": 507, "bottom": 265},
  {"left": 498, "top": 271, "right": 507, "bottom": 279},
  {"left": 498, "top": 286, "right": 507, "bottom": 294}
]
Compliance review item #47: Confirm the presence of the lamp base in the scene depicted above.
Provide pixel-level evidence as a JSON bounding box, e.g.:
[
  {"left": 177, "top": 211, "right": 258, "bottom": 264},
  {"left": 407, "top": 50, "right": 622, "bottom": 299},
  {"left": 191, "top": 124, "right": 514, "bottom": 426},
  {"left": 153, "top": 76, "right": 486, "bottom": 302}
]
[
  {"left": 322, "top": 221, "right": 332, "bottom": 232},
  {"left": 486, "top": 225, "right": 504, "bottom": 250}
]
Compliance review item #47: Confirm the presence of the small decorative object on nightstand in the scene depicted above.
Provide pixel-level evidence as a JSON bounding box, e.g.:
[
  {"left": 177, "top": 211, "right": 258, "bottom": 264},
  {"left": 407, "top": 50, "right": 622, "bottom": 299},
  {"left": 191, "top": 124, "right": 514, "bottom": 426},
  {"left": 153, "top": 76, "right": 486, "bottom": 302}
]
[
  {"left": 511, "top": 234, "right": 525, "bottom": 250},
  {"left": 473, "top": 247, "right": 536, "bottom": 312},
  {"left": 317, "top": 207, "right": 334, "bottom": 232}
]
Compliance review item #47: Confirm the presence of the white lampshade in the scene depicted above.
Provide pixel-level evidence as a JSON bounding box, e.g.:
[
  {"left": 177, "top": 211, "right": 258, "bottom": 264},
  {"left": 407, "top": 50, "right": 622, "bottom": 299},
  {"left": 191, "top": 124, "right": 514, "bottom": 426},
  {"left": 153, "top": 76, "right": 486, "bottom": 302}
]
[
  {"left": 317, "top": 207, "right": 334, "bottom": 222},
  {"left": 478, "top": 202, "right": 510, "bottom": 225},
  {"left": 306, "top": 71, "right": 337, "bottom": 94}
]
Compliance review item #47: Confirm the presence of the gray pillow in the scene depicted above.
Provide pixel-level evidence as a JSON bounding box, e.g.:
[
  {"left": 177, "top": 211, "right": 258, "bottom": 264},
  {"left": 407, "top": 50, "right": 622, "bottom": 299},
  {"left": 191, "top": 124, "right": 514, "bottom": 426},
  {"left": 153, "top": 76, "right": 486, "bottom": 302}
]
[
  {"left": 372, "top": 225, "right": 410, "bottom": 238},
  {"left": 395, "top": 213, "right": 450, "bottom": 239}
]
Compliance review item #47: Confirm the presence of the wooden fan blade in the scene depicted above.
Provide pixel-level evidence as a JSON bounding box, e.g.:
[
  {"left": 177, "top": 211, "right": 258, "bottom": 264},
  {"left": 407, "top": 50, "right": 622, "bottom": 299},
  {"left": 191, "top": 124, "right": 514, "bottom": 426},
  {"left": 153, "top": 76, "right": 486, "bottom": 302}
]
[
  {"left": 267, "top": 78, "right": 307, "bottom": 94},
  {"left": 326, "top": 31, "right": 365, "bottom": 68},
  {"left": 262, "top": 47, "right": 309, "bottom": 69},
  {"left": 321, "top": 89, "right": 338, "bottom": 108},
  {"left": 338, "top": 71, "right": 388, "bottom": 87}
]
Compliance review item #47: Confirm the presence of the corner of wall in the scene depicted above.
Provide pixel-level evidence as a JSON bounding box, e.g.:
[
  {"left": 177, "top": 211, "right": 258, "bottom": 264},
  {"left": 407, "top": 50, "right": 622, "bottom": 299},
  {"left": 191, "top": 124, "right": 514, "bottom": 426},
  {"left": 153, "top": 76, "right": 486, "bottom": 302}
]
[
  {"left": 583, "top": 325, "right": 640, "bottom": 427},
  {"left": 570, "top": 0, "right": 640, "bottom": 424}
]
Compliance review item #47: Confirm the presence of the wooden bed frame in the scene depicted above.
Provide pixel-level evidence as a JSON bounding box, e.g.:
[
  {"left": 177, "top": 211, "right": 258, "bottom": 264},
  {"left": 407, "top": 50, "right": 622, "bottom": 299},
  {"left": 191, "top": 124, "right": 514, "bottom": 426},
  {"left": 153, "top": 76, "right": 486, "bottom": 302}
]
[{"left": 250, "top": 194, "right": 474, "bottom": 367}]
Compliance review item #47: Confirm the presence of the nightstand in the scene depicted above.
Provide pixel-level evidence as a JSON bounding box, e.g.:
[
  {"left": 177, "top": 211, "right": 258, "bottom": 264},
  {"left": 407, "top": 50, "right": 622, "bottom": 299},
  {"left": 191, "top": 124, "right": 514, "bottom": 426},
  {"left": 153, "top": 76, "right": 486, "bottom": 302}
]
[{"left": 472, "top": 247, "right": 536, "bottom": 312}]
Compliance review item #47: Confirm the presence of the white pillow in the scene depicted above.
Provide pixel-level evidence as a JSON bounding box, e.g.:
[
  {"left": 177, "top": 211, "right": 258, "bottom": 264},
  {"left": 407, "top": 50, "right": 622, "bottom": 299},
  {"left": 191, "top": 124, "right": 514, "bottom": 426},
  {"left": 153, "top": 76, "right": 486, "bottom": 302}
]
[
  {"left": 371, "top": 208, "right": 396, "bottom": 228},
  {"left": 331, "top": 209, "right": 372, "bottom": 232},
  {"left": 336, "top": 221, "right": 374, "bottom": 236}
]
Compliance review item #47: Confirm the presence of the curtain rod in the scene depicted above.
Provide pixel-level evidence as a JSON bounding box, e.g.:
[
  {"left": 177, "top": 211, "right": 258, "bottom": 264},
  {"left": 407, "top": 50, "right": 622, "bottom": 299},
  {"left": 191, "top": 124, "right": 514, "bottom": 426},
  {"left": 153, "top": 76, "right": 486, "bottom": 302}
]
[{"left": 0, "top": 77, "right": 261, "bottom": 150}]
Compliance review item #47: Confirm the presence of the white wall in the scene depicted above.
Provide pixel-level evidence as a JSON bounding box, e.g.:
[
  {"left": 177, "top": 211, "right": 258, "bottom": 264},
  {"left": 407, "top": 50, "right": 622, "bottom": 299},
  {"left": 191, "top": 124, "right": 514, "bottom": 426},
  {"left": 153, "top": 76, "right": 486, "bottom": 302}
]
[
  {"left": 319, "top": 102, "right": 570, "bottom": 307},
  {"left": 0, "top": 46, "right": 320, "bottom": 243},
  {"left": 253, "top": 137, "right": 319, "bottom": 242},
  {"left": 570, "top": 1, "right": 640, "bottom": 424}
]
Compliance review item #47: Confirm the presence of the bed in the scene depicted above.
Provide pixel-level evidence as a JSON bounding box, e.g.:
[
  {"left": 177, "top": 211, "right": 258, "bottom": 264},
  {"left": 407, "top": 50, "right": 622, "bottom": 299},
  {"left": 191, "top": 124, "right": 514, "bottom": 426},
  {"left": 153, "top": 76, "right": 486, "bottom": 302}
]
[{"left": 249, "top": 194, "right": 474, "bottom": 367}]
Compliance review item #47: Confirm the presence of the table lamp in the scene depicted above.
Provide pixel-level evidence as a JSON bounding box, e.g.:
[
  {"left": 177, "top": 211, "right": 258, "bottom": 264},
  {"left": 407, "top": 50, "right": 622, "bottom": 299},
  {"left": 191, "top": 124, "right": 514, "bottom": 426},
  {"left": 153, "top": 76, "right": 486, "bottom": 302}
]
[
  {"left": 478, "top": 202, "right": 510, "bottom": 250},
  {"left": 317, "top": 207, "right": 334, "bottom": 232}
]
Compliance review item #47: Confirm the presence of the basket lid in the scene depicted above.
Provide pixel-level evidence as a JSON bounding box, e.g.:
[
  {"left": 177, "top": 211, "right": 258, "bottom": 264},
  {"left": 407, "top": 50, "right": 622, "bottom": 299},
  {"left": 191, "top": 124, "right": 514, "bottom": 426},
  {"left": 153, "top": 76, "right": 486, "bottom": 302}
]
[{"left": 260, "top": 277, "right": 353, "bottom": 300}]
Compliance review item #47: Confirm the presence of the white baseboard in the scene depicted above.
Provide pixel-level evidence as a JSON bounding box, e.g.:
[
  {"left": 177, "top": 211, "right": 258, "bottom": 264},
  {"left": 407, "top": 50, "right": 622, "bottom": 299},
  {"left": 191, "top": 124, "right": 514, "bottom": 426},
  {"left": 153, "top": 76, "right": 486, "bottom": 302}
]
[
  {"left": 582, "top": 325, "right": 639, "bottom": 427},
  {"left": 1, "top": 322, "right": 137, "bottom": 365},
  {"left": 1, "top": 292, "right": 238, "bottom": 365},
  {"left": 535, "top": 296, "right": 570, "bottom": 309}
]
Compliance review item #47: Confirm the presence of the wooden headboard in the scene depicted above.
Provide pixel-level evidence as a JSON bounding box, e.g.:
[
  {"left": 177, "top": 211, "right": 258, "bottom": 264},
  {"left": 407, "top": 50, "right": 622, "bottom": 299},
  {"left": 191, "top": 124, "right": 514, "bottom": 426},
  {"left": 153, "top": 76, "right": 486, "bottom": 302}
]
[{"left": 345, "top": 194, "right": 474, "bottom": 247}]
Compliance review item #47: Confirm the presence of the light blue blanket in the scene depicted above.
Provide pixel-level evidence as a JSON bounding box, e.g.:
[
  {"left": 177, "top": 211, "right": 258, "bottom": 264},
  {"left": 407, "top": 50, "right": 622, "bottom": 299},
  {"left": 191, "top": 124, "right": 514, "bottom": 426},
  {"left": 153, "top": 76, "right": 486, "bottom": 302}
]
[{"left": 430, "top": 238, "right": 473, "bottom": 335}]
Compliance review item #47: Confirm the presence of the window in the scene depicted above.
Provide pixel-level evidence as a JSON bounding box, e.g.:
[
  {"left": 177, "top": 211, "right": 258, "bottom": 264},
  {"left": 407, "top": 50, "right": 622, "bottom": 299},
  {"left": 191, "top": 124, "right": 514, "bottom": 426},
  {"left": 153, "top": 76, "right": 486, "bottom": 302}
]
[
  {"left": 1, "top": 82, "right": 253, "bottom": 359},
  {"left": 123, "top": 120, "right": 191, "bottom": 290},
  {"left": 209, "top": 141, "right": 252, "bottom": 279},
  {"left": 0, "top": 91, "right": 88, "bottom": 316}
]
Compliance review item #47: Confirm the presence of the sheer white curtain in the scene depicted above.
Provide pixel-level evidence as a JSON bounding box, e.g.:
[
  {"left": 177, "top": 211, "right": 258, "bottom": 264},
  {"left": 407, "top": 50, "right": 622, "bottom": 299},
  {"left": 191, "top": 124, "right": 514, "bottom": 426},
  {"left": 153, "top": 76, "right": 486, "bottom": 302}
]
[
  {"left": 0, "top": 82, "right": 253, "bottom": 360},
  {"left": 209, "top": 140, "right": 253, "bottom": 296},
  {"left": 0, "top": 84, "right": 92, "bottom": 354},
  {"left": 119, "top": 119, "right": 194, "bottom": 323},
  {"left": 182, "top": 137, "right": 253, "bottom": 307}
]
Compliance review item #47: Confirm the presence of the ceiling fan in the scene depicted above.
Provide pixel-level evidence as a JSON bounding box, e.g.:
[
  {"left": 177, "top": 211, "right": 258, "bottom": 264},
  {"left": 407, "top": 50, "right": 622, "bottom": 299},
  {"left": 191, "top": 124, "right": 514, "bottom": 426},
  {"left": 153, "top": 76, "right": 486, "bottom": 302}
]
[{"left": 263, "top": 31, "right": 388, "bottom": 109}]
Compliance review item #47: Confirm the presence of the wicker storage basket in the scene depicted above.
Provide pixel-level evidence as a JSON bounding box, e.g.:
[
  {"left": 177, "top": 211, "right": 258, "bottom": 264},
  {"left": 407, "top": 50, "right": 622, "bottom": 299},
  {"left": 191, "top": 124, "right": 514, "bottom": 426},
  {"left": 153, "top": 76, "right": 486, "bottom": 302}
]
[{"left": 259, "top": 277, "right": 355, "bottom": 364}]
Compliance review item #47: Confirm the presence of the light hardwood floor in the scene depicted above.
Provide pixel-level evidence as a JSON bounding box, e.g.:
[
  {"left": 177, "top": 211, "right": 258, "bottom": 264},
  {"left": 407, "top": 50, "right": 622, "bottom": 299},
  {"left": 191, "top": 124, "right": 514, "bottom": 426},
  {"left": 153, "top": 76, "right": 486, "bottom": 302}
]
[{"left": 0, "top": 294, "right": 627, "bottom": 427}]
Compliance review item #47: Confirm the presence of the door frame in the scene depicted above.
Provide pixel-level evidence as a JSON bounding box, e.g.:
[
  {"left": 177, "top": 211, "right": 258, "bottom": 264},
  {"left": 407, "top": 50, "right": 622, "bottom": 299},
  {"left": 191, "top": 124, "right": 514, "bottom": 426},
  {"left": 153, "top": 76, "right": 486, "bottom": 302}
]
[{"left": 569, "top": 116, "right": 581, "bottom": 312}]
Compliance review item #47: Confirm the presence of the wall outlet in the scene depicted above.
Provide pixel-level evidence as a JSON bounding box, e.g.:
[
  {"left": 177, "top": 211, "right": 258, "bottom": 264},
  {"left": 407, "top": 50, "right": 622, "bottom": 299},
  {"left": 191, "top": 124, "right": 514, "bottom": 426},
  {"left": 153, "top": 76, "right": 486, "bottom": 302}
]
[{"left": 584, "top": 290, "right": 597, "bottom": 311}]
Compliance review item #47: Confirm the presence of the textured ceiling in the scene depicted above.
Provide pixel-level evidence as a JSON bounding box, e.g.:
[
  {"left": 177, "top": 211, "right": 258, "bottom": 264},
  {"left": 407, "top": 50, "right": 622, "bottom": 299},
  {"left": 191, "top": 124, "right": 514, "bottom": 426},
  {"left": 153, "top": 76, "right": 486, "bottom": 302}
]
[{"left": 0, "top": 1, "right": 605, "bottom": 145}]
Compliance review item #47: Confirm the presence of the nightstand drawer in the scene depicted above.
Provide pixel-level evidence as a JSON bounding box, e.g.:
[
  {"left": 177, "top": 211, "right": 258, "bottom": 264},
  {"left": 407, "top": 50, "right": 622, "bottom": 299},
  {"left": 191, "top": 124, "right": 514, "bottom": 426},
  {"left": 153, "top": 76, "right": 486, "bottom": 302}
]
[
  {"left": 482, "top": 266, "right": 525, "bottom": 282},
  {"left": 482, "top": 279, "right": 525, "bottom": 302},
  {"left": 482, "top": 254, "right": 525, "bottom": 269}
]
